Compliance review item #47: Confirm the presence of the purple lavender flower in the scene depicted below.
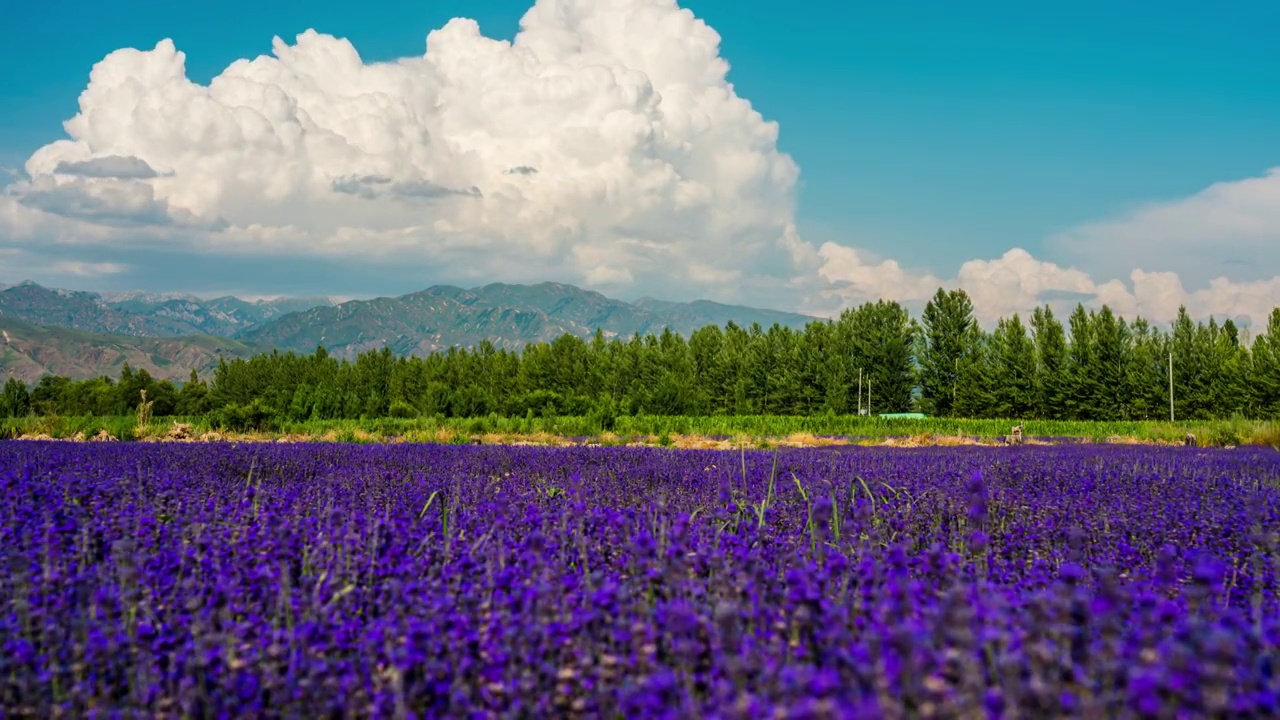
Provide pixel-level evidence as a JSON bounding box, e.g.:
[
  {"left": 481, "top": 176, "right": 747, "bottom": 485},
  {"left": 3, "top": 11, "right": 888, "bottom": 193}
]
[{"left": 0, "top": 440, "right": 1276, "bottom": 715}]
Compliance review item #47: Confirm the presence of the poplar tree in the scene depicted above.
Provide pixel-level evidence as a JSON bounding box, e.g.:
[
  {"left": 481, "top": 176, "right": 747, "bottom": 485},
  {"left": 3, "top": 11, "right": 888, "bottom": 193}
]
[
  {"left": 1066, "top": 305, "right": 1099, "bottom": 419},
  {"left": 2, "top": 377, "right": 29, "bottom": 417},
  {"left": 917, "top": 288, "right": 976, "bottom": 417},
  {"left": 1030, "top": 306, "right": 1069, "bottom": 420},
  {"left": 1250, "top": 309, "right": 1280, "bottom": 417},
  {"left": 990, "top": 314, "right": 1036, "bottom": 418}
]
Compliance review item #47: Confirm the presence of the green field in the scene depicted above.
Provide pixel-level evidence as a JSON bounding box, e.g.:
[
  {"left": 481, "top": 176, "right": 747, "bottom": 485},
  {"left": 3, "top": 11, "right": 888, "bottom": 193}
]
[{"left": 4, "top": 413, "right": 1278, "bottom": 448}]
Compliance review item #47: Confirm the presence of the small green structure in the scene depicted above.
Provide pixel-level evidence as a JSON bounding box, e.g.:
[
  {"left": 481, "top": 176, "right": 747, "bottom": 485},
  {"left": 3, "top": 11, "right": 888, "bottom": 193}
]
[{"left": 878, "top": 413, "right": 928, "bottom": 419}]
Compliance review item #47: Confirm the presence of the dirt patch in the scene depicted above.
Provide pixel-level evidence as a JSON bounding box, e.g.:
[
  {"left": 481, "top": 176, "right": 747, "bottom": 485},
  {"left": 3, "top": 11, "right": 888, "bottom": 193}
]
[
  {"left": 880, "top": 433, "right": 989, "bottom": 448},
  {"left": 670, "top": 434, "right": 736, "bottom": 450},
  {"left": 664, "top": 433, "right": 850, "bottom": 450},
  {"left": 505, "top": 432, "right": 572, "bottom": 447},
  {"left": 781, "top": 432, "right": 846, "bottom": 447},
  {"left": 50, "top": 430, "right": 117, "bottom": 442},
  {"left": 10, "top": 426, "right": 1253, "bottom": 449},
  {"left": 1105, "top": 435, "right": 1142, "bottom": 445},
  {"left": 273, "top": 434, "right": 312, "bottom": 444}
]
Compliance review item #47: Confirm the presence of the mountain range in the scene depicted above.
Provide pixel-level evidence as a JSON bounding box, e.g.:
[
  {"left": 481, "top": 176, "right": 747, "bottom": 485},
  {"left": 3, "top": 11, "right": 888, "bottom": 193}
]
[
  {"left": 0, "top": 281, "right": 338, "bottom": 338},
  {"left": 0, "top": 316, "right": 261, "bottom": 385},
  {"left": 0, "top": 280, "right": 816, "bottom": 382}
]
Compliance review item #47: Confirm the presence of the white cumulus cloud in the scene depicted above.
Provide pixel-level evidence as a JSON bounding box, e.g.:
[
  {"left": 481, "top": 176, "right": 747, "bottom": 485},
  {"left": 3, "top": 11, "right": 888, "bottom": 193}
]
[
  {"left": 0, "top": 247, "right": 129, "bottom": 283},
  {"left": 813, "top": 247, "right": 1280, "bottom": 329},
  {"left": 1051, "top": 168, "right": 1280, "bottom": 285},
  {"left": 45, "top": 260, "right": 130, "bottom": 278},
  {"left": 1, "top": 0, "right": 1278, "bottom": 330},
  {"left": 1, "top": 0, "right": 800, "bottom": 304}
]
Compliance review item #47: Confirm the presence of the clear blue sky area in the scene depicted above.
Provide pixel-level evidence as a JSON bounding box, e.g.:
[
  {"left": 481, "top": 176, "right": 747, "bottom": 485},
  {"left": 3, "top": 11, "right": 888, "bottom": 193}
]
[{"left": 2, "top": 0, "right": 1278, "bottom": 273}]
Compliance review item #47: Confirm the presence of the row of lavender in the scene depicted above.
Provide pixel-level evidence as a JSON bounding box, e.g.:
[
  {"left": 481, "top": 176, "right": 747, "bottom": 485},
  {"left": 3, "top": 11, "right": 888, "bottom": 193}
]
[{"left": 2, "top": 441, "right": 1278, "bottom": 716}]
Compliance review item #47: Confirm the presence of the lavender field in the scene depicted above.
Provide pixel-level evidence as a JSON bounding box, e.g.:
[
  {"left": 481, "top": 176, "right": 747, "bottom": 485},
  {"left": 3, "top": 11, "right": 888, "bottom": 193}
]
[{"left": 2, "top": 441, "right": 1279, "bottom": 717}]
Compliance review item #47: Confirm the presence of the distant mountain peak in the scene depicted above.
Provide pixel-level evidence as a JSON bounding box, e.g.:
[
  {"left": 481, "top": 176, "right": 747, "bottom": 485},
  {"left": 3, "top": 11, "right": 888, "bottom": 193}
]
[
  {"left": 98, "top": 289, "right": 203, "bottom": 304},
  {"left": 0, "top": 280, "right": 819, "bottom": 374},
  {"left": 0, "top": 315, "right": 259, "bottom": 384},
  {"left": 240, "top": 280, "right": 817, "bottom": 360},
  {"left": 0, "top": 281, "right": 337, "bottom": 341}
]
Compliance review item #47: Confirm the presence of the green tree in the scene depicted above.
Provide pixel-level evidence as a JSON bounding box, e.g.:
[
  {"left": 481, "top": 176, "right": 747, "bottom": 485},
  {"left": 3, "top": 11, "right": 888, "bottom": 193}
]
[
  {"left": 1030, "top": 306, "right": 1069, "bottom": 420},
  {"left": 917, "top": 288, "right": 976, "bottom": 416},
  {"left": 953, "top": 326, "right": 996, "bottom": 418},
  {"left": 1065, "top": 305, "right": 1100, "bottom": 419},
  {"left": 839, "top": 301, "right": 916, "bottom": 414},
  {"left": 175, "top": 369, "right": 213, "bottom": 415},
  {"left": 1125, "top": 319, "right": 1167, "bottom": 420},
  {"left": 287, "top": 383, "right": 315, "bottom": 422},
  {"left": 1089, "top": 306, "right": 1130, "bottom": 419},
  {"left": 689, "top": 325, "right": 730, "bottom": 414},
  {"left": 1207, "top": 318, "right": 1250, "bottom": 417},
  {"left": 2, "top": 377, "right": 30, "bottom": 417},
  {"left": 29, "top": 375, "right": 71, "bottom": 415},
  {"left": 1169, "top": 307, "right": 1210, "bottom": 420},
  {"left": 989, "top": 314, "right": 1036, "bottom": 418},
  {"left": 1250, "top": 309, "right": 1280, "bottom": 417}
]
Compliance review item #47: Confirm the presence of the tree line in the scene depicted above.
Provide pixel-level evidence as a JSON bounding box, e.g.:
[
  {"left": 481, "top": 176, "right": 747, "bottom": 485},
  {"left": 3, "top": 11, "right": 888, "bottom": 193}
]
[{"left": 4, "top": 289, "right": 1280, "bottom": 427}]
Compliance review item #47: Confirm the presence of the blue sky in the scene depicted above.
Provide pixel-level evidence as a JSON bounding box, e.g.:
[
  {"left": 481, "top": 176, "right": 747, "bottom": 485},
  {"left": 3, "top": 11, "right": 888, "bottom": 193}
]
[{"left": 1, "top": 0, "right": 1278, "bottom": 323}]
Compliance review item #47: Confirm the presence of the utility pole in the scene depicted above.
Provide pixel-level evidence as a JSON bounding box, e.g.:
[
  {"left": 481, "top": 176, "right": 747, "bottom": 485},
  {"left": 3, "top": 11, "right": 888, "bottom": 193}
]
[
  {"left": 953, "top": 357, "right": 958, "bottom": 410},
  {"left": 857, "top": 368, "right": 863, "bottom": 416},
  {"left": 1168, "top": 352, "right": 1174, "bottom": 422},
  {"left": 868, "top": 375, "right": 873, "bottom": 416}
]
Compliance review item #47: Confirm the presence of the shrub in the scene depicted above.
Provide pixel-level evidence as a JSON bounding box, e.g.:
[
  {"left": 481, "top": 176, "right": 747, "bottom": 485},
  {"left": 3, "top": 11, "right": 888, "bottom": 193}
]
[
  {"left": 211, "top": 400, "right": 275, "bottom": 432},
  {"left": 388, "top": 400, "right": 419, "bottom": 419}
]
